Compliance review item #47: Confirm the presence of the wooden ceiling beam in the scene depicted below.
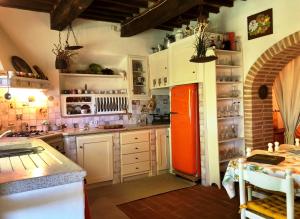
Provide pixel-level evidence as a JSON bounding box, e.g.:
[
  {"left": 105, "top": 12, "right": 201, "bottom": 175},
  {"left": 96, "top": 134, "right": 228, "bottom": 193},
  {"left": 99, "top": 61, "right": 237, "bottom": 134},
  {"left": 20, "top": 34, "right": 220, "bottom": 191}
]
[
  {"left": 90, "top": 2, "right": 139, "bottom": 14},
  {"left": 0, "top": 0, "right": 52, "bottom": 12},
  {"left": 79, "top": 14, "right": 121, "bottom": 23},
  {"left": 121, "top": 0, "right": 203, "bottom": 37},
  {"left": 203, "top": 0, "right": 233, "bottom": 7},
  {"left": 50, "top": 0, "right": 94, "bottom": 31},
  {"left": 84, "top": 8, "right": 133, "bottom": 18},
  {"left": 96, "top": 0, "right": 148, "bottom": 9},
  {"left": 81, "top": 12, "right": 128, "bottom": 22}
]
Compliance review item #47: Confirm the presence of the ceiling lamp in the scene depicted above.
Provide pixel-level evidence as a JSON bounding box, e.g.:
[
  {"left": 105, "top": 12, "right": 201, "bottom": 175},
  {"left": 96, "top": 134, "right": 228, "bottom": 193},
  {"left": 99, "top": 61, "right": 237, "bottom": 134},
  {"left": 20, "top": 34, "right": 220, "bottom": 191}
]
[{"left": 190, "top": 7, "right": 217, "bottom": 63}]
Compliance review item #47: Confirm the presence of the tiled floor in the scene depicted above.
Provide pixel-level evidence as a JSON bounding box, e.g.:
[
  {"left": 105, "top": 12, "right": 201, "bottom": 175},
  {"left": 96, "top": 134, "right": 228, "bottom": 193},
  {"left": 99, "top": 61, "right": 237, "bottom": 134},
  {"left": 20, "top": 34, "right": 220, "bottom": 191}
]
[{"left": 118, "top": 185, "right": 240, "bottom": 219}]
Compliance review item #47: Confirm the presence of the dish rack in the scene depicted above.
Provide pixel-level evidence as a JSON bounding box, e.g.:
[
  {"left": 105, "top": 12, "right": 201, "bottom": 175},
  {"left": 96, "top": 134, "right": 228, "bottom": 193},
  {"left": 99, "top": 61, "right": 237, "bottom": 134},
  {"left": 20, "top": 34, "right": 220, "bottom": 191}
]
[{"left": 60, "top": 94, "right": 129, "bottom": 117}]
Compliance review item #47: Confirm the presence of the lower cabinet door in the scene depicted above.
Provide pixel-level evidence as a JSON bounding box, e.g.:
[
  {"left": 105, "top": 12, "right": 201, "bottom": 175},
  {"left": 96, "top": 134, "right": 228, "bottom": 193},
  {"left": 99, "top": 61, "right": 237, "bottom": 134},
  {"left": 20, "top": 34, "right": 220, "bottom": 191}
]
[
  {"left": 156, "top": 129, "right": 169, "bottom": 171},
  {"left": 77, "top": 134, "right": 113, "bottom": 184}
]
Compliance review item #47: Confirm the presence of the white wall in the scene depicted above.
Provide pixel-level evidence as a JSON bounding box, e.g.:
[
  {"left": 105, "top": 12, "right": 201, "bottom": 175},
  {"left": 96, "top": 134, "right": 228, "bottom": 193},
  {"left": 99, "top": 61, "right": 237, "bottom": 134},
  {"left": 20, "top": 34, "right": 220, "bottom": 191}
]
[
  {"left": 209, "top": 0, "right": 300, "bottom": 79},
  {"left": 0, "top": 7, "right": 167, "bottom": 95},
  {"left": 0, "top": 26, "right": 25, "bottom": 71}
]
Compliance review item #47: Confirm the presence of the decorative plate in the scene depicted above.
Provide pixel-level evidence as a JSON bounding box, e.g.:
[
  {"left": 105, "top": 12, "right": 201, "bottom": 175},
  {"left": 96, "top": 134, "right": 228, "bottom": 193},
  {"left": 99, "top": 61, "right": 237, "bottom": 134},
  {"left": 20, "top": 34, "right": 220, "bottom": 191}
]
[{"left": 11, "top": 56, "right": 33, "bottom": 73}]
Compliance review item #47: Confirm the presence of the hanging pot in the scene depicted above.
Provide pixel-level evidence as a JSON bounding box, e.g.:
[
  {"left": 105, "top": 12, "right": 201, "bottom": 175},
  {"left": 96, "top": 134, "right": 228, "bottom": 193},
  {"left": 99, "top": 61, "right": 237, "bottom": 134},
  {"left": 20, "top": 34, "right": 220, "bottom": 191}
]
[{"left": 55, "top": 57, "right": 68, "bottom": 70}]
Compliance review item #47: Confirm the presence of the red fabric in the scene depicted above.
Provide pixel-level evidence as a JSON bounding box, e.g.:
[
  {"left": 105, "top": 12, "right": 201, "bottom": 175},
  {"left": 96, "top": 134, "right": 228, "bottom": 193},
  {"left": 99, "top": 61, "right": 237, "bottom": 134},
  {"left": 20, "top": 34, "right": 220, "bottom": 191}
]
[{"left": 84, "top": 184, "right": 91, "bottom": 219}]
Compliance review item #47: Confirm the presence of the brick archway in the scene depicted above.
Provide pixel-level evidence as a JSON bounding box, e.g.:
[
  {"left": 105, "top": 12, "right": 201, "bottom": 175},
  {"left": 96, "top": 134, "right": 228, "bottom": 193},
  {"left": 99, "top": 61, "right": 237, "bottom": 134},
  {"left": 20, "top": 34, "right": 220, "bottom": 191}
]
[{"left": 244, "top": 31, "right": 300, "bottom": 149}]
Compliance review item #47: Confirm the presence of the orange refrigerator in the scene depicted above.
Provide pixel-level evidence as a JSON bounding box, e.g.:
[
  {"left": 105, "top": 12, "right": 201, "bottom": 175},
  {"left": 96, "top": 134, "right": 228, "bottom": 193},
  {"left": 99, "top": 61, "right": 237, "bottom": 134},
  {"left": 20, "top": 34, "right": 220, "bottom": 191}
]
[{"left": 171, "top": 83, "right": 201, "bottom": 179}]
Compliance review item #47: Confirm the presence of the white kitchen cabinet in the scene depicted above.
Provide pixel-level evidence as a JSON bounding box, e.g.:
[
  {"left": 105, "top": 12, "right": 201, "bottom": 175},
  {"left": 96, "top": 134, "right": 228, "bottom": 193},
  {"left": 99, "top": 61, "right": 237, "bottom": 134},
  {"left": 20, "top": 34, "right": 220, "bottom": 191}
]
[
  {"left": 128, "top": 55, "right": 150, "bottom": 99},
  {"left": 149, "top": 49, "right": 169, "bottom": 89},
  {"left": 156, "top": 128, "right": 169, "bottom": 172},
  {"left": 169, "top": 35, "right": 204, "bottom": 86},
  {"left": 76, "top": 134, "right": 113, "bottom": 184}
]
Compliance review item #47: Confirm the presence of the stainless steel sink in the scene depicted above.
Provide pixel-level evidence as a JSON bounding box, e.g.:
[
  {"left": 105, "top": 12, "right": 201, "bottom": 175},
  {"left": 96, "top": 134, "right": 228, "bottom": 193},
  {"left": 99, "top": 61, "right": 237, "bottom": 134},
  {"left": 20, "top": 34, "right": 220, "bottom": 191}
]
[{"left": 0, "top": 146, "right": 44, "bottom": 158}]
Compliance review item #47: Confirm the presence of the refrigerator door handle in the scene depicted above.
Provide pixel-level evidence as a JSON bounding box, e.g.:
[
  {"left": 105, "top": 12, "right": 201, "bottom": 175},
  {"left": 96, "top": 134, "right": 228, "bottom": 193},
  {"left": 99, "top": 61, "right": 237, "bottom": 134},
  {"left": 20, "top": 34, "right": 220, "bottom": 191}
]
[{"left": 170, "top": 112, "right": 179, "bottom": 115}]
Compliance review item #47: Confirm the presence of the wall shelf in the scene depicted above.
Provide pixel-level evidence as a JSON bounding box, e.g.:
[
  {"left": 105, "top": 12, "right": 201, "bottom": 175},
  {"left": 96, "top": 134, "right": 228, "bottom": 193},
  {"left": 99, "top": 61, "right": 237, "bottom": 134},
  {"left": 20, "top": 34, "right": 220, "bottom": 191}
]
[
  {"left": 59, "top": 73, "right": 123, "bottom": 78},
  {"left": 216, "top": 65, "right": 241, "bottom": 68},
  {"left": 217, "top": 97, "right": 242, "bottom": 101},
  {"left": 215, "top": 49, "right": 241, "bottom": 55},
  {"left": 216, "top": 81, "right": 242, "bottom": 84},
  {"left": 218, "top": 116, "right": 243, "bottom": 121},
  {"left": 219, "top": 137, "right": 244, "bottom": 144}
]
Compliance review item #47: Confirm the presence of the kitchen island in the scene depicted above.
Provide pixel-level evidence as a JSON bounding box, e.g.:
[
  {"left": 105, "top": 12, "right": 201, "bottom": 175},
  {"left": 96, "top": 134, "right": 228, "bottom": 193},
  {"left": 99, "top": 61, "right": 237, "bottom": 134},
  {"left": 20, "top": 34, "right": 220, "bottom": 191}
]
[{"left": 0, "top": 138, "right": 86, "bottom": 219}]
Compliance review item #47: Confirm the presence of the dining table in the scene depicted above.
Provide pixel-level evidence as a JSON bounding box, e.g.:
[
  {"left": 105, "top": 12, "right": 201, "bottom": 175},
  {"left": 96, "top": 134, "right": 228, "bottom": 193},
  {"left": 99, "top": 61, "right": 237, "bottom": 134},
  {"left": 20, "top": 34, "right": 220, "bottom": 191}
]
[{"left": 222, "top": 144, "right": 300, "bottom": 199}]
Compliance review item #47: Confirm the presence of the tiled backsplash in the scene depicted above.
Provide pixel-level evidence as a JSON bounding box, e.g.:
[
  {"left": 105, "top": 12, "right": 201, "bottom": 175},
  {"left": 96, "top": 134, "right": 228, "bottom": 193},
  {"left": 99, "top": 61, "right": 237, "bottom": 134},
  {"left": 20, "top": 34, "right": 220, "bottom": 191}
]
[{"left": 0, "top": 89, "right": 170, "bottom": 131}]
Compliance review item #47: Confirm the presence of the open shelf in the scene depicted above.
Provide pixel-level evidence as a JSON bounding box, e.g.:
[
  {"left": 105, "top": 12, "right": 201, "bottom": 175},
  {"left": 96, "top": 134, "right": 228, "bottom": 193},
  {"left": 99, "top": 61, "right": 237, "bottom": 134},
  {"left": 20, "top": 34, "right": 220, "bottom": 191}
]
[
  {"left": 66, "top": 102, "right": 92, "bottom": 104},
  {"left": 218, "top": 116, "right": 243, "bottom": 121},
  {"left": 216, "top": 81, "right": 242, "bottom": 84},
  {"left": 217, "top": 97, "right": 242, "bottom": 101},
  {"left": 215, "top": 49, "right": 241, "bottom": 55},
  {"left": 219, "top": 137, "right": 244, "bottom": 144},
  {"left": 216, "top": 65, "right": 241, "bottom": 68},
  {"left": 59, "top": 73, "right": 123, "bottom": 78}
]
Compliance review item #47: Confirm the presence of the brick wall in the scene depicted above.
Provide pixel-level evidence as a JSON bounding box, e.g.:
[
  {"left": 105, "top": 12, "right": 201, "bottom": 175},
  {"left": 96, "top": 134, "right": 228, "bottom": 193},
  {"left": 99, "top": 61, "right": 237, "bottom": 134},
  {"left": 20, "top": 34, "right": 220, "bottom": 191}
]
[{"left": 244, "top": 31, "right": 300, "bottom": 149}]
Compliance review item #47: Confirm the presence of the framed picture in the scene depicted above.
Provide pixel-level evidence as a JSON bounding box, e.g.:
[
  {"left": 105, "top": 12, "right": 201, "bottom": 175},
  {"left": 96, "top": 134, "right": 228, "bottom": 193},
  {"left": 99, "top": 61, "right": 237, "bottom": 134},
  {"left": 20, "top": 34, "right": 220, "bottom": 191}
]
[{"left": 247, "top": 8, "right": 273, "bottom": 40}]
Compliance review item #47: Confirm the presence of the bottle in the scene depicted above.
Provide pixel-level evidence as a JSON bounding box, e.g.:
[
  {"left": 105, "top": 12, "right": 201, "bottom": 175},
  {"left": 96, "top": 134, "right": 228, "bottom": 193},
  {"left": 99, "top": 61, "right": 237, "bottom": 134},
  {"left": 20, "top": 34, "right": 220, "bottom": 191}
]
[
  {"left": 215, "top": 35, "right": 222, "bottom": 49},
  {"left": 296, "top": 138, "right": 300, "bottom": 147},
  {"left": 274, "top": 141, "right": 280, "bottom": 152},
  {"left": 268, "top": 143, "right": 273, "bottom": 152}
]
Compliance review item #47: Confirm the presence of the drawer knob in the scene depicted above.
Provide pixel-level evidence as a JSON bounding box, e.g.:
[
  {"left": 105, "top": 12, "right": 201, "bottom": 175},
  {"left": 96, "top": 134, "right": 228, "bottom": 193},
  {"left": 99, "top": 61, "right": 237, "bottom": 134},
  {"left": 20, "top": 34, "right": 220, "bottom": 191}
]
[
  {"left": 79, "top": 146, "right": 83, "bottom": 149},
  {"left": 134, "top": 137, "right": 138, "bottom": 140},
  {"left": 135, "top": 147, "right": 139, "bottom": 149},
  {"left": 136, "top": 167, "right": 139, "bottom": 169},
  {"left": 135, "top": 157, "right": 138, "bottom": 159}
]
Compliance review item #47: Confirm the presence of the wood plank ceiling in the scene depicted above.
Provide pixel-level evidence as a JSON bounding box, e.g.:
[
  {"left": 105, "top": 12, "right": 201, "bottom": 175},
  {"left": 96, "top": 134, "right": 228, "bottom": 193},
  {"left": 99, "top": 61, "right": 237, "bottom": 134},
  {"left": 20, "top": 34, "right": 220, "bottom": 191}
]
[{"left": 0, "top": 0, "right": 235, "bottom": 36}]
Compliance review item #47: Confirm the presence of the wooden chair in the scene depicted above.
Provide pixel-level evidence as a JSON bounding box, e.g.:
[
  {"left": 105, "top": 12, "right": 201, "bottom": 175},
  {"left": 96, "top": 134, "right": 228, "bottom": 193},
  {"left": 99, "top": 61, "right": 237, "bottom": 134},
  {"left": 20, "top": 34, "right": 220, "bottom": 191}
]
[{"left": 238, "top": 158, "right": 297, "bottom": 219}]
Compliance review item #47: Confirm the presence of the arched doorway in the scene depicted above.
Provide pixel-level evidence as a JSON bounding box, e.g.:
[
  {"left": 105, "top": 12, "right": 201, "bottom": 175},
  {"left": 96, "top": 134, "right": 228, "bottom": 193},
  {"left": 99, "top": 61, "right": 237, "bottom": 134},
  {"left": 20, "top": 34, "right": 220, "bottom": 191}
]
[{"left": 244, "top": 31, "right": 300, "bottom": 149}]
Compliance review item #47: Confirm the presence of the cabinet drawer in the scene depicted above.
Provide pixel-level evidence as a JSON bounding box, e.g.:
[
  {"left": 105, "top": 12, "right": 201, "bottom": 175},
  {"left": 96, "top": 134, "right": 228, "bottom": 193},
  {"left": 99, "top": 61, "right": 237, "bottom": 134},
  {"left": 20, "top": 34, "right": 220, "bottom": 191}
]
[
  {"left": 120, "top": 130, "right": 149, "bottom": 144},
  {"left": 122, "top": 152, "right": 150, "bottom": 164},
  {"left": 122, "top": 161, "right": 150, "bottom": 175},
  {"left": 121, "top": 142, "right": 149, "bottom": 154}
]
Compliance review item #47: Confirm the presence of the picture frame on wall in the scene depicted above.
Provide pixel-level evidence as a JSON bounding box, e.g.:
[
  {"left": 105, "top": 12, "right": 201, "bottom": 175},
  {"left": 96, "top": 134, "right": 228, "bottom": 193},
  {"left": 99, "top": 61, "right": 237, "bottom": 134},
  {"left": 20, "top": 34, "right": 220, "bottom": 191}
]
[{"left": 247, "top": 8, "right": 273, "bottom": 40}]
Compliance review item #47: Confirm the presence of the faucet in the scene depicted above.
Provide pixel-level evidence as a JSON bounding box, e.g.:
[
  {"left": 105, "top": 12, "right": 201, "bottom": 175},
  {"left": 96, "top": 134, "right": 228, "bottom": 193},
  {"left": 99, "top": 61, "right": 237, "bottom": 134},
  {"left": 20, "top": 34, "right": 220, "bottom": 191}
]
[{"left": 0, "top": 130, "right": 12, "bottom": 138}]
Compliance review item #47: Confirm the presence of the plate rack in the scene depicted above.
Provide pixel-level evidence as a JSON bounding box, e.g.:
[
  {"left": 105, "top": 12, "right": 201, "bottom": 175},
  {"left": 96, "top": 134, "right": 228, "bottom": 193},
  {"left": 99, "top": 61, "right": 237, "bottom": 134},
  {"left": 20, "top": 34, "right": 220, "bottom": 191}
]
[{"left": 60, "top": 94, "right": 129, "bottom": 117}]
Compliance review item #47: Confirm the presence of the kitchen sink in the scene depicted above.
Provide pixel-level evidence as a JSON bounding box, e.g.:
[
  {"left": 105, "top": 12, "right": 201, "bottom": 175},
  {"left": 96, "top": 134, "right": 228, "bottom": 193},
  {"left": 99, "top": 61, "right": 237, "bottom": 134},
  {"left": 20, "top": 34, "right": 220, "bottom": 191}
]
[{"left": 0, "top": 146, "right": 44, "bottom": 158}]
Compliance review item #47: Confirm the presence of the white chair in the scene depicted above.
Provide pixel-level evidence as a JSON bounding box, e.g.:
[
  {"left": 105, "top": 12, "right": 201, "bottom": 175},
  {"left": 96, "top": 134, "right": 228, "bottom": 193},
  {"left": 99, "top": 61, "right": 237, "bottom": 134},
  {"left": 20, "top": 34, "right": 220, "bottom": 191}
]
[{"left": 238, "top": 158, "right": 298, "bottom": 219}]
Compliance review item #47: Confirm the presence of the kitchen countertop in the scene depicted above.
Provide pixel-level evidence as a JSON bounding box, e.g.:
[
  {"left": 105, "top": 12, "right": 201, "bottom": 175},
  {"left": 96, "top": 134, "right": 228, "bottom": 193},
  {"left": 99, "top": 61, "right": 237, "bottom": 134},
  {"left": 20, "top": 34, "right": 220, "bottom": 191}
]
[
  {"left": 0, "top": 139, "right": 86, "bottom": 195},
  {"left": 61, "top": 124, "right": 170, "bottom": 137}
]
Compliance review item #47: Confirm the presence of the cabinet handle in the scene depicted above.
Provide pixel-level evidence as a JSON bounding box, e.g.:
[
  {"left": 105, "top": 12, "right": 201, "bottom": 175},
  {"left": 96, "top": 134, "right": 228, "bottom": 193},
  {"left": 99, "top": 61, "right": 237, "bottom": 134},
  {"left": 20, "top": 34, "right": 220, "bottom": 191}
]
[
  {"left": 134, "top": 137, "right": 138, "bottom": 140},
  {"left": 135, "top": 167, "right": 139, "bottom": 169},
  {"left": 79, "top": 146, "right": 83, "bottom": 149},
  {"left": 135, "top": 147, "right": 139, "bottom": 149},
  {"left": 164, "top": 67, "right": 167, "bottom": 70},
  {"left": 135, "top": 157, "right": 139, "bottom": 159},
  {"left": 192, "top": 71, "right": 196, "bottom": 74}
]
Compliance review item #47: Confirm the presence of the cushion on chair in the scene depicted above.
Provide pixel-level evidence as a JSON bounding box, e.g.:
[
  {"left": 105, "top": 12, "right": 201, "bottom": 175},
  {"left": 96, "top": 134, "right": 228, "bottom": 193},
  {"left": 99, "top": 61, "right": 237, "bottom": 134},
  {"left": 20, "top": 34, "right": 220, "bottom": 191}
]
[{"left": 246, "top": 195, "right": 300, "bottom": 219}]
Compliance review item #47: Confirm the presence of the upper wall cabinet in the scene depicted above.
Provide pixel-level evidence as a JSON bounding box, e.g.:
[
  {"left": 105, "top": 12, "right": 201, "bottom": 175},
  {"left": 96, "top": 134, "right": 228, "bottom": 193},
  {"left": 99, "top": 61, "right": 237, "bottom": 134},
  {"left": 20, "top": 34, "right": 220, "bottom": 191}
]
[
  {"left": 149, "top": 50, "right": 169, "bottom": 89},
  {"left": 128, "top": 55, "right": 150, "bottom": 100},
  {"left": 169, "top": 36, "right": 204, "bottom": 86}
]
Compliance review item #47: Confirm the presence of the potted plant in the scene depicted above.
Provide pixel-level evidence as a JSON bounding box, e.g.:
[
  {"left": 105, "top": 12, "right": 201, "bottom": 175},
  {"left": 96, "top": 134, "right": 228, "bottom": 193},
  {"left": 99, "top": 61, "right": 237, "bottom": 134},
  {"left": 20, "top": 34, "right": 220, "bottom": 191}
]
[
  {"left": 190, "top": 17, "right": 217, "bottom": 63},
  {"left": 52, "top": 43, "right": 77, "bottom": 71}
]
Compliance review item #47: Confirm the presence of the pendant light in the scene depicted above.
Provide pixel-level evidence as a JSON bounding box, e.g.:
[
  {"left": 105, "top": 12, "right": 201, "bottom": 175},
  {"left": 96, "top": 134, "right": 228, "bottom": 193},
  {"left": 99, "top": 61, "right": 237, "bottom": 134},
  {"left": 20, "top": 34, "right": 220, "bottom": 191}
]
[
  {"left": 65, "top": 24, "right": 83, "bottom": 51},
  {"left": 190, "top": 6, "right": 217, "bottom": 63}
]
